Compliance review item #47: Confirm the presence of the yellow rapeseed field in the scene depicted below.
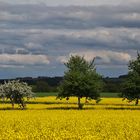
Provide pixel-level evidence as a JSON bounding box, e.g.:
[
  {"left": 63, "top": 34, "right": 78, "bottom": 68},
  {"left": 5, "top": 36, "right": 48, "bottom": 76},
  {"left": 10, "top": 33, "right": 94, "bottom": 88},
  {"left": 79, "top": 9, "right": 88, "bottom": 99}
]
[{"left": 0, "top": 97, "right": 140, "bottom": 140}]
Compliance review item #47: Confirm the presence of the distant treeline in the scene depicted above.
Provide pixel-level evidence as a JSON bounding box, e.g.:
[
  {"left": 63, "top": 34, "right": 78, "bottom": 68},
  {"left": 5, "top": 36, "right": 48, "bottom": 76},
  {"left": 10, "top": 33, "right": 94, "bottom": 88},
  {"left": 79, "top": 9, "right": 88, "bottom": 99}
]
[
  {"left": 0, "top": 75, "right": 127, "bottom": 93},
  {"left": 103, "top": 75, "right": 126, "bottom": 93}
]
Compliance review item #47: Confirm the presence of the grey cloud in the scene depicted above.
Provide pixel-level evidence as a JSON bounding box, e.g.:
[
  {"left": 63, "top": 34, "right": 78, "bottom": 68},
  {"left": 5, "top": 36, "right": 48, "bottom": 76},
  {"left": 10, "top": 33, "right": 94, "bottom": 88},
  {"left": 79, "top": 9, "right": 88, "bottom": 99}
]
[
  {"left": 1, "top": 4, "right": 140, "bottom": 29},
  {"left": 4, "top": 48, "right": 16, "bottom": 54},
  {"left": 0, "top": 0, "right": 140, "bottom": 6},
  {"left": 0, "top": 27, "right": 140, "bottom": 61},
  {"left": 16, "top": 48, "right": 29, "bottom": 54},
  {"left": 0, "top": 2, "right": 140, "bottom": 77}
]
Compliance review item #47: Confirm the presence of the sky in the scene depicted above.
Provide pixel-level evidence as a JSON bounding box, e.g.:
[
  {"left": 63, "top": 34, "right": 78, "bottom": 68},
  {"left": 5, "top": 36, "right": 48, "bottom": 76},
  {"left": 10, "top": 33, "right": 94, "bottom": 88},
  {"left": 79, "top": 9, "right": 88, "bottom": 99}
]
[{"left": 0, "top": 0, "right": 140, "bottom": 79}]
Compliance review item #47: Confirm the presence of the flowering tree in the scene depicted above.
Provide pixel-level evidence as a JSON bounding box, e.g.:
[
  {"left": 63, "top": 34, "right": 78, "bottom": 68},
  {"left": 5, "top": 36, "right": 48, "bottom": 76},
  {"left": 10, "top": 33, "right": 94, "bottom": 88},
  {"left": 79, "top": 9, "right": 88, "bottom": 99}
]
[{"left": 0, "top": 80, "right": 34, "bottom": 109}]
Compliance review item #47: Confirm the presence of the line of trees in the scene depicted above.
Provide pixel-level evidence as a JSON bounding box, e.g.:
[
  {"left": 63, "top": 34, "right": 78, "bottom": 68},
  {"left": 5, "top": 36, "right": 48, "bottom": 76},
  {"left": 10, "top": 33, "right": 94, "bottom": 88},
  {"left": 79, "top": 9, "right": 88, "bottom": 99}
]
[
  {"left": 57, "top": 53, "right": 140, "bottom": 109},
  {"left": 0, "top": 76, "right": 124, "bottom": 93},
  {"left": 0, "top": 53, "right": 139, "bottom": 109}
]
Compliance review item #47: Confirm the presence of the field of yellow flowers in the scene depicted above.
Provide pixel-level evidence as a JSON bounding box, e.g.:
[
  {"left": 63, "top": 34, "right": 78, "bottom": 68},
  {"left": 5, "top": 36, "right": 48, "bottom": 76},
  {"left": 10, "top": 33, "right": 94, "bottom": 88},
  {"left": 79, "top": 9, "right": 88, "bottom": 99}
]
[{"left": 0, "top": 97, "right": 140, "bottom": 140}]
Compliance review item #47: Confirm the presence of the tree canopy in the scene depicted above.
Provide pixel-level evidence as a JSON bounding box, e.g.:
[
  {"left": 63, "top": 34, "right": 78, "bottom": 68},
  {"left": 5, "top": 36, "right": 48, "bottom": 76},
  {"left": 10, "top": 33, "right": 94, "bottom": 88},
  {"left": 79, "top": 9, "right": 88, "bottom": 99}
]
[
  {"left": 122, "top": 52, "right": 140, "bottom": 105},
  {"left": 0, "top": 80, "right": 34, "bottom": 109},
  {"left": 57, "top": 55, "right": 102, "bottom": 109}
]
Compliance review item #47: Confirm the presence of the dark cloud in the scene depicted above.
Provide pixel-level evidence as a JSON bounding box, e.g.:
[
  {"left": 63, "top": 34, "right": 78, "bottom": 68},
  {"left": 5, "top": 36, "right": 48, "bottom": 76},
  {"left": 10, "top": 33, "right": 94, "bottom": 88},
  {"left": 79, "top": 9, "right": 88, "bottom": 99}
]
[
  {"left": 1, "top": 4, "right": 140, "bottom": 29},
  {"left": 4, "top": 48, "right": 16, "bottom": 54},
  {"left": 0, "top": 2, "right": 140, "bottom": 77},
  {"left": 16, "top": 49, "right": 29, "bottom": 54}
]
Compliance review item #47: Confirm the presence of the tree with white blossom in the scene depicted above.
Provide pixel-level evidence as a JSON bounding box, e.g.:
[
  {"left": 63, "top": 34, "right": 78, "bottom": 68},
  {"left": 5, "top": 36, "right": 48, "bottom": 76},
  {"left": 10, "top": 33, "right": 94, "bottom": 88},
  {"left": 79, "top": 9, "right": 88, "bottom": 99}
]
[{"left": 0, "top": 80, "right": 34, "bottom": 109}]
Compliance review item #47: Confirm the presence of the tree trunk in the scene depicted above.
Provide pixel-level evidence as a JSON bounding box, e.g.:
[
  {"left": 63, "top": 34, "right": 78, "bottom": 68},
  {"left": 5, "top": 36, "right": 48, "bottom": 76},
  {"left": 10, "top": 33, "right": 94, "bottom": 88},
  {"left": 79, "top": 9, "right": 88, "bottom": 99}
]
[
  {"left": 10, "top": 97, "right": 14, "bottom": 109},
  {"left": 85, "top": 97, "right": 89, "bottom": 104},
  {"left": 11, "top": 102, "right": 14, "bottom": 109},
  {"left": 135, "top": 98, "right": 139, "bottom": 105},
  {"left": 78, "top": 97, "right": 82, "bottom": 109}
]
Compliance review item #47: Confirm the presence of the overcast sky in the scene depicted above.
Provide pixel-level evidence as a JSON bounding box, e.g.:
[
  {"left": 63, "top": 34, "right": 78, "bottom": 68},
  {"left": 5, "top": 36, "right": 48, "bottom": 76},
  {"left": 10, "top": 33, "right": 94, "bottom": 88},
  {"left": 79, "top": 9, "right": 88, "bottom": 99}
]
[{"left": 0, "top": 0, "right": 140, "bottom": 78}]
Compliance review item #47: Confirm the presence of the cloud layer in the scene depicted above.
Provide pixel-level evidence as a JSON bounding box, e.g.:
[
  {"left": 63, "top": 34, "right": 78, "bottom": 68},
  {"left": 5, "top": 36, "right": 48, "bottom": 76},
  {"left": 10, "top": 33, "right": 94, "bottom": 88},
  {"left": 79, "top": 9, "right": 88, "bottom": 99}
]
[{"left": 0, "top": 1, "right": 140, "bottom": 78}]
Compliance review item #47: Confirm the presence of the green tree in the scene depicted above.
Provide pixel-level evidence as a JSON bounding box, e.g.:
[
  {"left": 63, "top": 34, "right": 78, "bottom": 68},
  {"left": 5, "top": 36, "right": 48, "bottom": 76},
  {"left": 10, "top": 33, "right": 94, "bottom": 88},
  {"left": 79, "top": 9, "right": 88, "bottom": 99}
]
[
  {"left": 57, "top": 55, "right": 102, "bottom": 109},
  {"left": 122, "top": 52, "right": 140, "bottom": 105},
  {"left": 0, "top": 80, "right": 34, "bottom": 109}
]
